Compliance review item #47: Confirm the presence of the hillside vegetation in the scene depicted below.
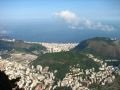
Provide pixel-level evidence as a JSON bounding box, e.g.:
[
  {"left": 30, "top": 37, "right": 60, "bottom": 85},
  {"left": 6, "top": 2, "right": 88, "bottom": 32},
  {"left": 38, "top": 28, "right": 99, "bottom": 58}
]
[
  {"left": 32, "top": 51, "right": 100, "bottom": 80},
  {"left": 32, "top": 37, "right": 120, "bottom": 79},
  {"left": 72, "top": 37, "right": 120, "bottom": 59}
]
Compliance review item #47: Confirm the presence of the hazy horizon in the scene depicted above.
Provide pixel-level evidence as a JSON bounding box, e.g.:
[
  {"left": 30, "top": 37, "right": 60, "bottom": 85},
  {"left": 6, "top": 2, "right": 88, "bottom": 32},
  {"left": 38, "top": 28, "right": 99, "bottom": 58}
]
[{"left": 0, "top": 0, "right": 120, "bottom": 42}]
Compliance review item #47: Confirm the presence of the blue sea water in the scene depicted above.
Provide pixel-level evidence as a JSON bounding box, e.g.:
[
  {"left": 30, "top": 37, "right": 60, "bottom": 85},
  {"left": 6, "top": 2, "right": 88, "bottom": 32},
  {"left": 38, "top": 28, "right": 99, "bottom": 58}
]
[{"left": 3, "top": 20, "right": 120, "bottom": 43}]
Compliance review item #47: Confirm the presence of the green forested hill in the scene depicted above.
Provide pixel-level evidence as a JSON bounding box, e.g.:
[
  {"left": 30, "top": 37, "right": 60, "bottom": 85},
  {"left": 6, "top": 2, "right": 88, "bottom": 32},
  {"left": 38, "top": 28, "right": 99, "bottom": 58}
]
[
  {"left": 72, "top": 37, "right": 120, "bottom": 59},
  {"left": 32, "top": 51, "right": 100, "bottom": 80}
]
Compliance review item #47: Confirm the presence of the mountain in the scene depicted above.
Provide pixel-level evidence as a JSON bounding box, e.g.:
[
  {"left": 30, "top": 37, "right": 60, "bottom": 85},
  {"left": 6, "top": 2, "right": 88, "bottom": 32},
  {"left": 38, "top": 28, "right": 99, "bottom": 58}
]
[
  {"left": 0, "top": 40, "right": 47, "bottom": 56},
  {"left": 72, "top": 37, "right": 120, "bottom": 59},
  {"left": 32, "top": 51, "right": 100, "bottom": 80}
]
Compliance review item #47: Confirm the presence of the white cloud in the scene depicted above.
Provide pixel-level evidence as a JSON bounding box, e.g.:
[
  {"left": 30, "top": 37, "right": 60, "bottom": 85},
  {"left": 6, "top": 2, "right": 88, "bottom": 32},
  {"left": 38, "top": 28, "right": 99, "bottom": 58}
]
[
  {"left": 55, "top": 10, "right": 80, "bottom": 25},
  {"left": 55, "top": 10, "right": 115, "bottom": 31},
  {"left": 81, "top": 19, "right": 114, "bottom": 31}
]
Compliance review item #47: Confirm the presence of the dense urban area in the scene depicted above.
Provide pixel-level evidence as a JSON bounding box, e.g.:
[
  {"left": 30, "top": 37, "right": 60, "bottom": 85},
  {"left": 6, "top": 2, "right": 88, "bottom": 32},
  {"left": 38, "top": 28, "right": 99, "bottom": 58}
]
[{"left": 0, "top": 37, "right": 120, "bottom": 90}]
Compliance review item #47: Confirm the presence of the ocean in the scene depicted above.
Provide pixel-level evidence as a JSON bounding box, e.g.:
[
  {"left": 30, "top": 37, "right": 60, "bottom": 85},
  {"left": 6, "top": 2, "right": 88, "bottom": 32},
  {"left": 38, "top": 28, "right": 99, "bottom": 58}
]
[{"left": 2, "top": 20, "right": 120, "bottom": 43}]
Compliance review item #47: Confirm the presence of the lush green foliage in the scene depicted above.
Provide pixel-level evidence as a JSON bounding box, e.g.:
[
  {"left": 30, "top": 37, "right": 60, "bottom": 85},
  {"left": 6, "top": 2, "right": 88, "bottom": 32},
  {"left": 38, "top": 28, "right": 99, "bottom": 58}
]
[
  {"left": 54, "top": 86, "right": 72, "bottom": 90},
  {"left": 32, "top": 51, "right": 100, "bottom": 80}
]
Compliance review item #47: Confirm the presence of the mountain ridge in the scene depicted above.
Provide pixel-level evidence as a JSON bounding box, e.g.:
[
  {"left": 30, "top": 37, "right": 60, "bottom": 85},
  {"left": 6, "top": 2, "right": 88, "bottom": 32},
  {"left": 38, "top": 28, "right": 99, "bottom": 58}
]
[{"left": 72, "top": 37, "right": 120, "bottom": 59}]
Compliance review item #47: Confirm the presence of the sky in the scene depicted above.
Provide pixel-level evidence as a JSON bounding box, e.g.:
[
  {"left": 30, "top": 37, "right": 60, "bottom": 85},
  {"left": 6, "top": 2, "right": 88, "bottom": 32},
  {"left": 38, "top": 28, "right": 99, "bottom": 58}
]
[
  {"left": 0, "top": 0, "right": 120, "bottom": 21},
  {"left": 0, "top": 0, "right": 120, "bottom": 42}
]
